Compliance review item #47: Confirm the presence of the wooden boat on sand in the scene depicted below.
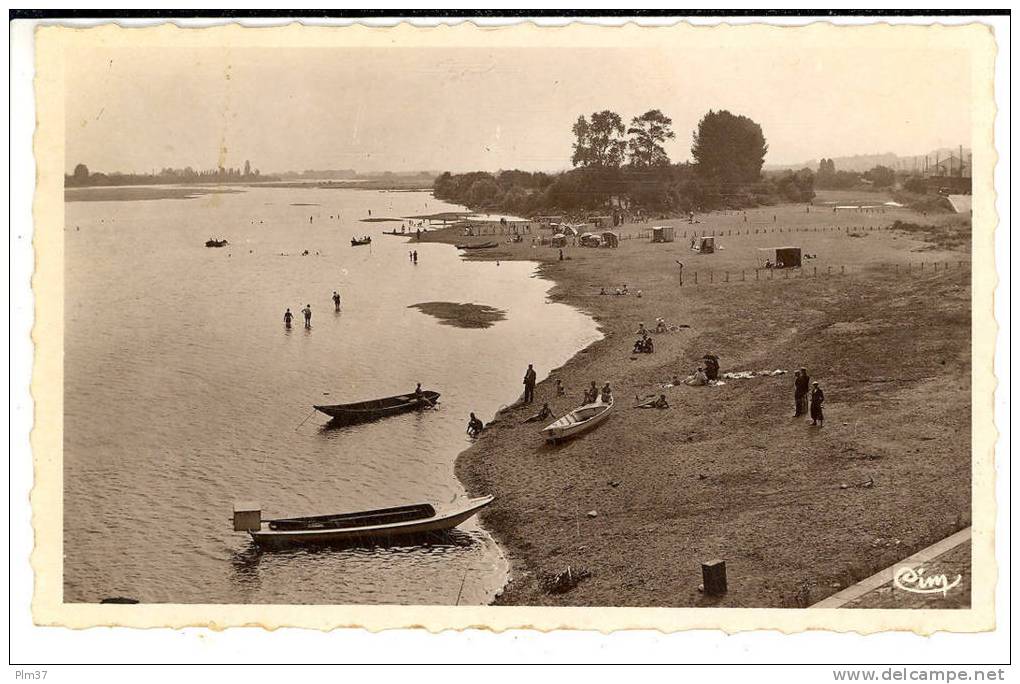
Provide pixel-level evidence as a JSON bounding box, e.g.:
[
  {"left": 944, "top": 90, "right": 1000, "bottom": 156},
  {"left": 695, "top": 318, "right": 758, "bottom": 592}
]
[
  {"left": 233, "top": 495, "right": 494, "bottom": 548},
  {"left": 351, "top": 236, "right": 372, "bottom": 246},
  {"left": 205, "top": 239, "right": 228, "bottom": 248},
  {"left": 455, "top": 241, "right": 499, "bottom": 250},
  {"left": 541, "top": 398, "right": 614, "bottom": 443},
  {"left": 314, "top": 390, "right": 440, "bottom": 423}
]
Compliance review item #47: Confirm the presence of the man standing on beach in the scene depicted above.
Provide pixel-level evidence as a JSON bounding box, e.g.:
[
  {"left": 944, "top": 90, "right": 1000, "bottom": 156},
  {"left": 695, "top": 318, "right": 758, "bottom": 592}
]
[
  {"left": 794, "top": 367, "right": 810, "bottom": 417},
  {"left": 332, "top": 291, "right": 342, "bottom": 312},
  {"left": 301, "top": 304, "right": 312, "bottom": 329},
  {"left": 523, "top": 364, "right": 537, "bottom": 404}
]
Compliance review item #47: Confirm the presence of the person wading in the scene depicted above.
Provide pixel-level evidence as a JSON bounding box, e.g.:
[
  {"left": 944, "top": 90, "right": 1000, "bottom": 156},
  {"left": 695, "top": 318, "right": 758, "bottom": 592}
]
[
  {"left": 810, "top": 381, "right": 825, "bottom": 427},
  {"left": 332, "top": 291, "right": 342, "bottom": 312},
  {"left": 522, "top": 364, "right": 537, "bottom": 404},
  {"left": 283, "top": 308, "right": 293, "bottom": 329},
  {"left": 301, "top": 304, "right": 312, "bottom": 329}
]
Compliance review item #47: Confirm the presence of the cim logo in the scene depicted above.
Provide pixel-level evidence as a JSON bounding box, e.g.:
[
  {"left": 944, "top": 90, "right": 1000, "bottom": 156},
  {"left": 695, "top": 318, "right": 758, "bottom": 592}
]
[{"left": 892, "top": 565, "right": 962, "bottom": 597}]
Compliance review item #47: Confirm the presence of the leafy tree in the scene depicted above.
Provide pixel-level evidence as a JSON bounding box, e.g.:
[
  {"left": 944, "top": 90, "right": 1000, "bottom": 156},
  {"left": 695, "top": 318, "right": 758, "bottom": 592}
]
[
  {"left": 571, "top": 110, "right": 626, "bottom": 169},
  {"left": 73, "top": 163, "right": 90, "bottom": 180},
  {"left": 691, "top": 110, "right": 768, "bottom": 184},
  {"left": 864, "top": 165, "right": 895, "bottom": 188},
  {"left": 627, "top": 109, "right": 675, "bottom": 168},
  {"left": 467, "top": 177, "right": 500, "bottom": 206}
]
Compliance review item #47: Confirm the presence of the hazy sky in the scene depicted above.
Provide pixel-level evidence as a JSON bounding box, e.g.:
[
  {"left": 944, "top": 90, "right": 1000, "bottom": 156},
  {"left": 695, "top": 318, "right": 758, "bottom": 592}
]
[{"left": 65, "top": 45, "right": 973, "bottom": 174}]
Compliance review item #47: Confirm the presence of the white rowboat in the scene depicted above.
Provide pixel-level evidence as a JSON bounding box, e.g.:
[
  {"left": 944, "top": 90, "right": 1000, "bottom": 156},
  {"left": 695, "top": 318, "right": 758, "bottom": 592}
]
[{"left": 541, "top": 398, "right": 614, "bottom": 443}]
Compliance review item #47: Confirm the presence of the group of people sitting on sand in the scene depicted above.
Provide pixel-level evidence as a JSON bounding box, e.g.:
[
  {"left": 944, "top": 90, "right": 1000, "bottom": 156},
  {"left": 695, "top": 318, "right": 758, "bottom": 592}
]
[{"left": 599, "top": 284, "right": 640, "bottom": 297}]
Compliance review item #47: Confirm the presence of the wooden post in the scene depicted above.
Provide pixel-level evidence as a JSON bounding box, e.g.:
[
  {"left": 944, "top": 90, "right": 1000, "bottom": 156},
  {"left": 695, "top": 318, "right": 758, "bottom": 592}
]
[
  {"left": 742, "top": 270, "right": 745, "bottom": 281},
  {"left": 841, "top": 265, "right": 845, "bottom": 274},
  {"left": 755, "top": 269, "right": 759, "bottom": 281},
  {"left": 725, "top": 271, "right": 729, "bottom": 283},
  {"left": 814, "top": 266, "right": 817, "bottom": 277},
  {"left": 710, "top": 271, "right": 713, "bottom": 283},
  {"left": 702, "top": 560, "right": 727, "bottom": 596},
  {"left": 694, "top": 271, "right": 698, "bottom": 285}
]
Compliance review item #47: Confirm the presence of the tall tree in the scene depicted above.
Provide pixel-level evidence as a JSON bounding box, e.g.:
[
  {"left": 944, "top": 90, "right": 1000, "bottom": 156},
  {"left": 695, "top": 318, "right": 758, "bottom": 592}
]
[
  {"left": 691, "top": 110, "right": 768, "bottom": 184},
  {"left": 571, "top": 110, "right": 626, "bottom": 169},
  {"left": 626, "top": 109, "right": 675, "bottom": 167}
]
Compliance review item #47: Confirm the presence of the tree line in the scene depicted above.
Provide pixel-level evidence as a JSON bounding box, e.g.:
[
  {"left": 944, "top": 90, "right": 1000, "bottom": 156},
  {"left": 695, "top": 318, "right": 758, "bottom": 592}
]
[{"left": 435, "top": 109, "right": 815, "bottom": 217}]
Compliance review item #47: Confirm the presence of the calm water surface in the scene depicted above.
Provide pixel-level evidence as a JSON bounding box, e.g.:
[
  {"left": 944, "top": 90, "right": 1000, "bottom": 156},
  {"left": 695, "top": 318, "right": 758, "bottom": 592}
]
[{"left": 63, "top": 187, "right": 601, "bottom": 605}]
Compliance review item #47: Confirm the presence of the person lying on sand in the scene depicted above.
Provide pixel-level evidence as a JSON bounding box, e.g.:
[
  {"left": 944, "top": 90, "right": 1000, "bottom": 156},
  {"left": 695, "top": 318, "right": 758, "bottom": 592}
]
[
  {"left": 636, "top": 394, "right": 670, "bottom": 409},
  {"left": 524, "top": 403, "right": 553, "bottom": 423}
]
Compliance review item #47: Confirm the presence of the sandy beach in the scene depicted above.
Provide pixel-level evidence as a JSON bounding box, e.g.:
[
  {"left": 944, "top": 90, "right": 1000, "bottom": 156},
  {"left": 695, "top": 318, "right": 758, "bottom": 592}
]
[{"left": 418, "top": 194, "right": 972, "bottom": 607}]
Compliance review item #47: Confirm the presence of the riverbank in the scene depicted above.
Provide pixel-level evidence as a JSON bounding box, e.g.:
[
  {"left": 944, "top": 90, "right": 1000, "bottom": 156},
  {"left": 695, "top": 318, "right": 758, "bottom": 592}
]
[{"left": 422, "top": 197, "right": 972, "bottom": 607}]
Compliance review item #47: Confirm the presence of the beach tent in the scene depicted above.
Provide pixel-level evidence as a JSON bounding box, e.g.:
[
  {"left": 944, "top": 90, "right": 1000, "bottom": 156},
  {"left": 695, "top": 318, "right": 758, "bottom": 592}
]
[
  {"left": 698, "top": 236, "right": 716, "bottom": 254},
  {"left": 579, "top": 232, "right": 602, "bottom": 247},
  {"left": 551, "top": 234, "right": 567, "bottom": 247},
  {"left": 757, "top": 246, "right": 802, "bottom": 268},
  {"left": 651, "top": 226, "right": 675, "bottom": 243},
  {"left": 600, "top": 231, "right": 620, "bottom": 248}
]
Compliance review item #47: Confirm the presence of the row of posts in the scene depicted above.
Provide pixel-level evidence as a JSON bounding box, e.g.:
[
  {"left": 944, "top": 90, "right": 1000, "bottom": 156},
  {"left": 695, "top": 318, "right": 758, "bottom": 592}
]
[{"left": 678, "top": 260, "right": 968, "bottom": 286}]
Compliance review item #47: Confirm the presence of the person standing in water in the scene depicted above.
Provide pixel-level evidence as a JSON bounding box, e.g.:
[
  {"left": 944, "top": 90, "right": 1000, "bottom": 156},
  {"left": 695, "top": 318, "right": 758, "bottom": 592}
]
[
  {"left": 332, "top": 291, "right": 342, "bottom": 312},
  {"left": 301, "top": 304, "right": 312, "bottom": 329},
  {"left": 412, "top": 250, "right": 418, "bottom": 264},
  {"left": 283, "top": 308, "right": 293, "bottom": 329}
]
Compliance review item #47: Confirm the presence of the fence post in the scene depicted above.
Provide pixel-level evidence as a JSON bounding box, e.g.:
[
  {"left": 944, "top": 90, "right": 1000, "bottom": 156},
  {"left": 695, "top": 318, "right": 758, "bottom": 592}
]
[
  {"left": 694, "top": 271, "right": 698, "bottom": 285},
  {"left": 742, "top": 270, "right": 745, "bottom": 281},
  {"left": 814, "top": 266, "right": 817, "bottom": 277},
  {"left": 755, "top": 269, "right": 759, "bottom": 281},
  {"left": 725, "top": 271, "right": 729, "bottom": 283}
]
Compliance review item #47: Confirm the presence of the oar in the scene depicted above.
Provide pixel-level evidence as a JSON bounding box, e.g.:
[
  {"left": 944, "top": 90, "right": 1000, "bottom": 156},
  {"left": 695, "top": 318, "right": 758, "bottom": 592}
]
[{"left": 293, "top": 407, "right": 317, "bottom": 432}]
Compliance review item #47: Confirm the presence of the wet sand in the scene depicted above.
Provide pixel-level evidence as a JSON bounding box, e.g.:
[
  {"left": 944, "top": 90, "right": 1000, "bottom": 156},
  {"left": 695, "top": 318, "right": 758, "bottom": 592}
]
[{"left": 419, "top": 199, "right": 972, "bottom": 607}]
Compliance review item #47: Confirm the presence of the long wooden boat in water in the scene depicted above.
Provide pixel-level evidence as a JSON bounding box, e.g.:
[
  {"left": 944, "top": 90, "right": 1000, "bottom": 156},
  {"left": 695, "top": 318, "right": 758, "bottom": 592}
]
[
  {"left": 351, "top": 236, "right": 372, "bottom": 246},
  {"left": 541, "top": 398, "right": 614, "bottom": 443},
  {"left": 314, "top": 390, "right": 440, "bottom": 423},
  {"left": 233, "top": 495, "right": 494, "bottom": 548}
]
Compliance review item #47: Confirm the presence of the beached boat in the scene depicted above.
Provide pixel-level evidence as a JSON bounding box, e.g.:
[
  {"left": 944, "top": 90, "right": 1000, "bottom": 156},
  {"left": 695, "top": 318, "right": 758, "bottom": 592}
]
[
  {"left": 233, "top": 495, "right": 494, "bottom": 548},
  {"left": 541, "top": 398, "right": 614, "bottom": 443},
  {"left": 455, "top": 241, "right": 499, "bottom": 250},
  {"left": 205, "top": 239, "right": 228, "bottom": 247},
  {"left": 314, "top": 390, "right": 440, "bottom": 423},
  {"left": 351, "top": 237, "right": 372, "bottom": 246}
]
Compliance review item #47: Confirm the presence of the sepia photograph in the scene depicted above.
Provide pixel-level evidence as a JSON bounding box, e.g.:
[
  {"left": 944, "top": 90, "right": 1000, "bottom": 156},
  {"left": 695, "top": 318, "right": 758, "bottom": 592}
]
[{"left": 16, "top": 13, "right": 1005, "bottom": 657}]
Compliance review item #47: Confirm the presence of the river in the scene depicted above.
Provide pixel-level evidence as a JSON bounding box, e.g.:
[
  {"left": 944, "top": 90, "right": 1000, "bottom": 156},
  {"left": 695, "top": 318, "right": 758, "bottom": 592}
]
[{"left": 62, "top": 185, "right": 601, "bottom": 605}]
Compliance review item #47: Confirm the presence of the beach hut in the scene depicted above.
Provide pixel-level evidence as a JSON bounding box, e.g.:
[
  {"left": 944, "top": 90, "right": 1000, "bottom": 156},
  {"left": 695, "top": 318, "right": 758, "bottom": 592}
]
[
  {"left": 579, "top": 232, "right": 602, "bottom": 247},
  {"left": 698, "top": 236, "right": 716, "bottom": 254},
  {"left": 590, "top": 215, "right": 614, "bottom": 229},
  {"left": 651, "top": 225, "right": 675, "bottom": 243},
  {"left": 757, "top": 246, "right": 802, "bottom": 268},
  {"left": 551, "top": 234, "right": 567, "bottom": 248},
  {"left": 600, "top": 231, "right": 620, "bottom": 248}
]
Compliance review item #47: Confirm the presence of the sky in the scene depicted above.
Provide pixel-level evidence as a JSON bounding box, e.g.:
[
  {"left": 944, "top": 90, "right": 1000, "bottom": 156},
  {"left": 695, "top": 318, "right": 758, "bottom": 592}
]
[{"left": 64, "top": 44, "right": 973, "bottom": 175}]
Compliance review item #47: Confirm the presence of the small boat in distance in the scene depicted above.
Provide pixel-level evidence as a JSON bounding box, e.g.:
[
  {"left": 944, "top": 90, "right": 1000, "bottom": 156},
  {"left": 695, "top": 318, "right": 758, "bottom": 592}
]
[
  {"left": 205, "top": 238, "right": 229, "bottom": 247},
  {"left": 541, "top": 398, "right": 614, "bottom": 443},
  {"left": 351, "top": 236, "right": 372, "bottom": 246},
  {"left": 233, "top": 495, "right": 494, "bottom": 548},
  {"left": 455, "top": 241, "right": 499, "bottom": 250},
  {"left": 314, "top": 390, "right": 440, "bottom": 423}
]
